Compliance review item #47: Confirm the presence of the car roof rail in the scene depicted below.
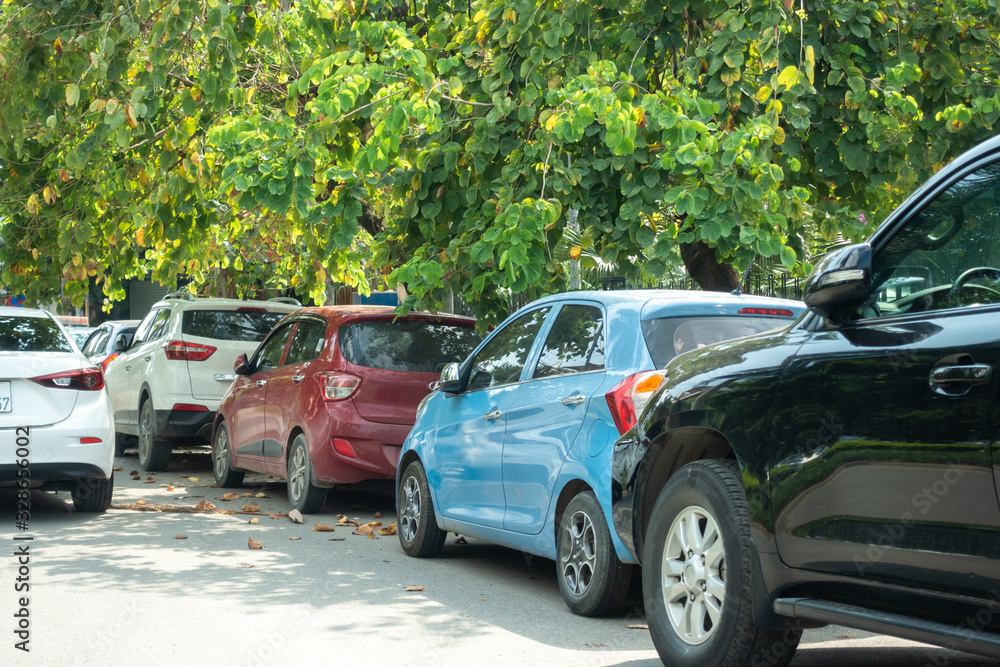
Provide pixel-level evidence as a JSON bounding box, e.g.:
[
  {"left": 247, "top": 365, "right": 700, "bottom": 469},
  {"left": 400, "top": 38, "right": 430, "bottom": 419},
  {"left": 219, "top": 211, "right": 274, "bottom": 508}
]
[
  {"left": 163, "top": 291, "right": 196, "bottom": 301},
  {"left": 268, "top": 296, "right": 301, "bottom": 306}
]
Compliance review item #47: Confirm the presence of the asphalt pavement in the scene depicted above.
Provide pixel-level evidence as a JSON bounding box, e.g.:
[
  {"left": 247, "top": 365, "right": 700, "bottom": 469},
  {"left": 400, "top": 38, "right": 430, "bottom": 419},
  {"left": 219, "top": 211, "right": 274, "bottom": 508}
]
[{"left": 1, "top": 446, "right": 996, "bottom": 666}]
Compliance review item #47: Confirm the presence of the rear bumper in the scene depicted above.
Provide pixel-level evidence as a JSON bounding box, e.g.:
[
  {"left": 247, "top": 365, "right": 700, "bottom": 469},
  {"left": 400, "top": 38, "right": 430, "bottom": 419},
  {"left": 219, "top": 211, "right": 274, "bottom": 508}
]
[
  {"left": 154, "top": 408, "right": 215, "bottom": 442},
  {"left": 308, "top": 402, "right": 410, "bottom": 485},
  {"left": 0, "top": 462, "right": 109, "bottom": 488}
]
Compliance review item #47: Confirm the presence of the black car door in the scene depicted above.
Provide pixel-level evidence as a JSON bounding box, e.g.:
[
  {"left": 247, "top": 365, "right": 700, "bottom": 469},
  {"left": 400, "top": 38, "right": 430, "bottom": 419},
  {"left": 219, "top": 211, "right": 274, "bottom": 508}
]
[{"left": 769, "top": 158, "right": 1000, "bottom": 600}]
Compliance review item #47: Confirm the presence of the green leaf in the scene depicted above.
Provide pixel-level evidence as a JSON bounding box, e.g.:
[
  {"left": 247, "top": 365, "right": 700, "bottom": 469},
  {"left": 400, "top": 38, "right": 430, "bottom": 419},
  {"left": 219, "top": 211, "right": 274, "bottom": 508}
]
[{"left": 66, "top": 84, "right": 80, "bottom": 107}]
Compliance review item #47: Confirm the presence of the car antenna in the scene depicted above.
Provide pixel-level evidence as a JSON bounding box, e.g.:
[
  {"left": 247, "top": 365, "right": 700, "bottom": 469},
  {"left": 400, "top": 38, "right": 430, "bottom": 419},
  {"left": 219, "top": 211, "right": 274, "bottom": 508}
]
[{"left": 731, "top": 257, "right": 755, "bottom": 296}]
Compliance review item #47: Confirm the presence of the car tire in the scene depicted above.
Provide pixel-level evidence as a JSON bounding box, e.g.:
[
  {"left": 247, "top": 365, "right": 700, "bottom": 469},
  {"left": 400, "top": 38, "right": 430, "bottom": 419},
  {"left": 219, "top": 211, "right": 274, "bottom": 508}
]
[
  {"left": 137, "top": 398, "right": 171, "bottom": 472},
  {"left": 556, "top": 491, "right": 633, "bottom": 616},
  {"left": 286, "top": 434, "right": 326, "bottom": 513},
  {"left": 114, "top": 433, "right": 135, "bottom": 457},
  {"left": 212, "top": 421, "right": 245, "bottom": 488},
  {"left": 71, "top": 475, "right": 114, "bottom": 512},
  {"left": 642, "top": 459, "right": 801, "bottom": 667},
  {"left": 397, "top": 460, "right": 446, "bottom": 558}
]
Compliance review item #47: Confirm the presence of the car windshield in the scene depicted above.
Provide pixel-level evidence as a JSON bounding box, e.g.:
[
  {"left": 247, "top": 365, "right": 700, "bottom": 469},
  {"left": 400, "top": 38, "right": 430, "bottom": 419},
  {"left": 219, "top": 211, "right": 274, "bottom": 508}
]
[
  {"left": 182, "top": 309, "right": 286, "bottom": 342},
  {"left": 0, "top": 316, "right": 74, "bottom": 352},
  {"left": 641, "top": 316, "right": 789, "bottom": 368},
  {"left": 339, "top": 320, "right": 480, "bottom": 373}
]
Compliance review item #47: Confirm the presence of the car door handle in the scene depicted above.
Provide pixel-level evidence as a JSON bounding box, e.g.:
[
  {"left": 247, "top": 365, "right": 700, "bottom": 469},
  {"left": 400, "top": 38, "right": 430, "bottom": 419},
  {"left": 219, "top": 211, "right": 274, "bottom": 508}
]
[
  {"left": 291, "top": 375, "right": 305, "bottom": 383},
  {"left": 124, "top": 365, "right": 131, "bottom": 372},
  {"left": 144, "top": 355, "right": 151, "bottom": 362},
  {"left": 929, "top": 363, "right": 991, "bottom": 396},
  {"left": 256, "top": 380, "right": 267, "bottom": 387},
  {"left": 483, "top": 409, "right": 502, "bottom": 421},
  {"left": 561, "top": 394, "right": 586, "bottom": 406}
]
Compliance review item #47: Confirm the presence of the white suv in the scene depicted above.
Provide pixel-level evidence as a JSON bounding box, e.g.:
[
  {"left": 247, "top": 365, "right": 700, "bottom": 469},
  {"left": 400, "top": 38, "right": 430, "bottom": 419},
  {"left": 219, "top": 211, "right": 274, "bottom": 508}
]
[{"left": 105, "top": 293, "right": 299, "bottom": 471}]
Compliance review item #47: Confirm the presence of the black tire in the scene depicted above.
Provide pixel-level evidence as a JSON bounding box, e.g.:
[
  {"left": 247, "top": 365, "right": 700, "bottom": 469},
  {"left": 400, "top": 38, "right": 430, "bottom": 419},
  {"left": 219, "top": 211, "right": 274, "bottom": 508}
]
[
  {"left": 556, "top": 491, "right": 633, "bottom": 616},
  {"left": 642, "top": 460, "right": 801, "bottom": 667},
  {"left": 212, "top": 421, "right": 245, "bottom": 488},
  {"left": 114, "top": 433, "right": 135, "bottom": 457},
  {"left": 137, "top": 398, "right": 171, "bottom": 472},
  {"left": 286, "top": 434, "right": 326, "bottom": 513},
  {"left": 397, "top": 460, "right": 446, "bottom": 558},
  {"left": 71, "top": 475, "right": 114, "bottom": 512}
]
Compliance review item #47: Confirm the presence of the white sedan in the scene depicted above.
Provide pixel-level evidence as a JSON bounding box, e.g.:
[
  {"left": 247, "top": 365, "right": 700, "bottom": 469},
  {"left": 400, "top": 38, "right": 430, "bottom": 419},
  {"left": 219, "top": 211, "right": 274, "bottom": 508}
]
[{"left": 0, "top": 306, "right": 115, "bottom": 511}]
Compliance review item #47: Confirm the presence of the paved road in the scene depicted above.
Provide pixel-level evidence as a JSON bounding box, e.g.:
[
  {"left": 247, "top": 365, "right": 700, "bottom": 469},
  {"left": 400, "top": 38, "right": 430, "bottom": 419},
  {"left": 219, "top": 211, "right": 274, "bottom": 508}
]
[{"left": 0, "top": 448, "right": 996, "bottom": 666}]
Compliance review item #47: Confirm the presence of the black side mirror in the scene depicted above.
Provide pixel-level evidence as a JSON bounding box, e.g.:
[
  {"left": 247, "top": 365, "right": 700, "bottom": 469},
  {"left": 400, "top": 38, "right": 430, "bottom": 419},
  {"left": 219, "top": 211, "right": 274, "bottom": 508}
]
[
  {"left": 803, "top": 243, "right": 872, "bottom": 321},
  {"left": 234, "top": 353, "right": 251, "bottom": 376}
]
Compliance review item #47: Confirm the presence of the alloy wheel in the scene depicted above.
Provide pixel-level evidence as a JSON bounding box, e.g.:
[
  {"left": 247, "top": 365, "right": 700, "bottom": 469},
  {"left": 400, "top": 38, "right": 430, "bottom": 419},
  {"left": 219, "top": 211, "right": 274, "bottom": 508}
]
[
  {"left": 660, "top": 505, "right": 727, "bottom": 645},
  {"left": 214, "top": 428, "right": 230, "bottom": 480},
  {"left": 399, "top": 475, "right": 421, "bottom": 543},
  {"left": 560, "top": 510, "right": 597, "bottom": 596},
  {"left": 138, "top": 403, "right": 152, "bottom": 462},
  {"left": 288, "top": 444, "right": 307, "bottom": 502}
]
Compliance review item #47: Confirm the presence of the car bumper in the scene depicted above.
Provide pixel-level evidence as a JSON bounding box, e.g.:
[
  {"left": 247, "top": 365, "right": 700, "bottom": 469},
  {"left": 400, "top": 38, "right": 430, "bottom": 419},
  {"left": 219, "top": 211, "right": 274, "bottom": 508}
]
[
  {"left": 308, "top": 402, "right": 410, "bottom": 485},
  {"left": 154, "top": 408, "right": 215, "bottom": 441}
]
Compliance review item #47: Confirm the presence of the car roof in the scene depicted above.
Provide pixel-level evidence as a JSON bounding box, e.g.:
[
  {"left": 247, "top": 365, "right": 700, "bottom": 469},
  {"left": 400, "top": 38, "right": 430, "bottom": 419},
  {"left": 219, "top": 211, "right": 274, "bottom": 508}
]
[
  {"left": 0, "top": 306, "right": 55, "bottom": 319},
  {"left": 289, "top": 305, "right": 476, "bottom": 325},
  {"left": 521, "top": 289, "right": 805, "bottom": 320},
  {"left": 152, "top": 296, "right": 301, "bottom": 311}
]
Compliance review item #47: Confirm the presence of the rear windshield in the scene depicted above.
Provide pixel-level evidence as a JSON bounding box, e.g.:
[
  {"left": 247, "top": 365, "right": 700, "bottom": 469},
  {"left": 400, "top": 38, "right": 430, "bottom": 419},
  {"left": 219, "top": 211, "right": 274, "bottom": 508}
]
[
  {"left": 641, "top": 316, "right": 790, "bottom": 369},
  {"left": 182, "top": 309, "right": 286, "bottom": 342},
  {"left": 339, "top": 320, "right": 481, "bottom": 373},
  {"left": 0, "top": 316, "right": 74, "bottom": 352}
]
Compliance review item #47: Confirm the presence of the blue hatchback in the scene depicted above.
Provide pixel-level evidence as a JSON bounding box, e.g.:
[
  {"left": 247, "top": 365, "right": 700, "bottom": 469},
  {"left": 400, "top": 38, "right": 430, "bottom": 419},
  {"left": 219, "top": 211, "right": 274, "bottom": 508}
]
[{"left": 396, "top": 289, "right": 805, "bottom": 616}]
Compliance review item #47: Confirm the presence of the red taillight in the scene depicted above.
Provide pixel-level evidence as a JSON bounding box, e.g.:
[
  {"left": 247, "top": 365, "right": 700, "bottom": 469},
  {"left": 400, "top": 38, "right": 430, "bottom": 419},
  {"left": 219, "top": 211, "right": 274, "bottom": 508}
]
[
  {"left": 737, "top": 307, "right": 795, "bottom": 317},
  {"left": 30, "top": 368, "right": 105, "bottom": 391},
  {"left": 172, "top": 403, "right": 209, "bottom": 411},
  {"left": 605, "top": 370, "right": 666, "bottom": 435},
  {"left": 80, "top": 437, "right": 103, "bottom": 444},
  {"left": 100, "top": 352, "right": 120, "bottom": 373},
  {"left": 316, "top": 371, "right": 361, "bottom": 401},
  {"left": 164, "top": 340, "right": 217, "bottom": 361},
  {"left": 333, "top": 438, "right": 357, "bottom": 457}
]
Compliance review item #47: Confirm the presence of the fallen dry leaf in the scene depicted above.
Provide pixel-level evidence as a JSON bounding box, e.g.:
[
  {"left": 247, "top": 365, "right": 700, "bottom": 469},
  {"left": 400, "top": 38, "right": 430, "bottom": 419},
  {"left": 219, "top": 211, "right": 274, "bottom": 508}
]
[
  {"left": 217, "top": 492, "right": 240, "bottom": 501},
  {"left": 242, "top": 492, "right": 254, "bottom": 497},
  {"left": 167, "top": 486, "right": 175, "bottom": 491},
  {"left": 379, "top": 522, "right": 397, "bottom": 536},
  {"left": 188, "top": 477, "right": 199, "bottom": 482},
  {"left": 248, "top": 537, "right": 263, "bottom": 550},
  {"left": 367, "top": 521, "right": 383, "bottom": 528},
  {"left": 352, "top": 525, "right": 374, "bottom": 535},
  {"left": 289, "top": 536, "right": 302, "bottom": 540},
  {"left": 222, "top": 509, "right": 236, "bottom": 515},
  {"left": 113, "top": 467, "right": 123, "bottom": 471},
  {"left": 180, "top": 475, "right": 189, "bottom": 478},
  {"left": 336, "top": 514, "right": 361, "bottom": 527},
  {"left": 176, "top": 484, "right": 185, "bottom": 487},
  {"left": 144, "top": 477, "right": 156, "bottom": 483},
  {"left": 236, "top": 564, "right": 254, "bottom": 569},
  {"left": 159, "top": 484, "right": 169, "bottom": 487},
  {"left": 136, "top": 500, "right": 147, "bottom": 505},
  {"left": 132, "top": 476, "right": 141, "bottom": 480},
  {"left": 288, "top": 509, "right": 304, "bottom": 524},
  {"left": 330, "top": 538, "right": 345, "bottom": 542},
  {"left": 199, "top": 484, "right": 207, "bottom": 487},
  {"left": 175, "top": 535, "right": 187, "bottom": 540},
  {"left": 313, "top": 524, "right": 335, "bottom": 532},
  {"left": 626, "top": 624, "right": 648, "bottom": 630},
  {"left": 243, "top": 505, "right": 261, "bottom": 513},
  {"left": 195, "top": 500, "right": 216, "bottom": 511},
  {"left": 266, "top": 474, "right": 274, "bottom": 478},
  {"left": 367, "top": 532, "right": 377, "bottom": 539},
  {"left": 255, "top": 492, "right": 267, "bottom": 498},
  {"left": 374, "top": 512, "right": 383, "bottom": 518},
  {"left": 404, "top": 586, "right": 424, "bottom": 592},
  {"left": 128, "top": 470, "right": 138, "bottom": 475},
  {"left": 249, "top": 517, "right": 260, "bottom": 525}
]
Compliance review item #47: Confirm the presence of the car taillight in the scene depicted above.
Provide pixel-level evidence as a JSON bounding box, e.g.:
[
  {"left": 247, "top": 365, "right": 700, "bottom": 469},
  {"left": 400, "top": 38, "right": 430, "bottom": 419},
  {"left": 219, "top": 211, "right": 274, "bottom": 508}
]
[
  {"left": 737, "top": 307, "right": 796, "bottom": 317},
  {"left": 100, "top": 352, "right": 120, "bottom": 373},
  {"left": 605, "top": 370, "right": 666, "bottom": 435},
  {"left": 30, "top": 368, "right": 105, "bottom": 391},
  {"left": 316, "top": 371, "right": 361, "bottom": 401},
  {"left": 164, "top": 340, "right": 217, "bottom": 361}
]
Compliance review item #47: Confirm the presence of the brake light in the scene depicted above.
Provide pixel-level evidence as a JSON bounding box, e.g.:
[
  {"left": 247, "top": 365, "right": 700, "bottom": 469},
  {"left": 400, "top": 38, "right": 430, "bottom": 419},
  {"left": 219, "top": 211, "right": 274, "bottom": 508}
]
[
  {"left": 605, "top": 370, "right": 666, "bottom": 435},
  {"left": 333, "top": 438, "right": 357, "bottom": 457},
  {"left": 316, "top": 371, "right": 361, "bottom": 401},
  {"left": 172, "top": 403, "right": 209, "bottom": 411},
  {"left": 164, "top": 340, "right": 217, "bottom": 361},
  {"left": 30, "top": 368, "right": 105, "bottom": 391},
  {"left": 80, "top": 437, "right": 103, "bottom": 444},
  {"left": 737, "top": 307, "right": 795, "bottom": 317},
  {"left": 237, "top": 307, "right": 266, "bottom": 312},
  {"left": 100, "top": 352, "right": 120, "bottom": 373}
]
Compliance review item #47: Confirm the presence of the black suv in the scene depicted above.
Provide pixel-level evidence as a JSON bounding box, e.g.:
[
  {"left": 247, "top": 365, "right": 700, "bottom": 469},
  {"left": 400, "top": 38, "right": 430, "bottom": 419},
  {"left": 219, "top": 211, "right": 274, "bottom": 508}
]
[{"left": 613, "top": 134, "right": 1000, "bottom": 666}]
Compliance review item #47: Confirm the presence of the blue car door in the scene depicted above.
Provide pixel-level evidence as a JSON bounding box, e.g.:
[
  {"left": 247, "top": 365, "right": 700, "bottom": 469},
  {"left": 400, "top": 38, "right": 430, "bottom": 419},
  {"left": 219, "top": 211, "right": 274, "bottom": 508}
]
[
  {"left": 431, "top": 307, "right": 551, "bottom": 529},
  {"left": 502, "top": 303, "right": 608, "bottom": 534}
]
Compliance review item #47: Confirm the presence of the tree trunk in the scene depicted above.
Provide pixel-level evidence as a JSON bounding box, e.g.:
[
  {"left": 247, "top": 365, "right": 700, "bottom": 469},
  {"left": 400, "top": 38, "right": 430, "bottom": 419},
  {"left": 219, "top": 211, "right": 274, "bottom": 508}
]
[{"left": 680, "top": 240, "right": 740, "bottom": 292}]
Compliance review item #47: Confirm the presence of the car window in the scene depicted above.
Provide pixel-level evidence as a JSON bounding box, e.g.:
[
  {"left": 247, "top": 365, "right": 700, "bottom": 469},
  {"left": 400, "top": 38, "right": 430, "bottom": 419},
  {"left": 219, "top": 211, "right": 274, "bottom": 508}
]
[
  {"left": 0, "top": 316, "right": 74, "bottom": 352},
  {"left": 467, "top": 307, "right": 550, "bottom": 391},
  {"left": 866, "top": 161, "right": 1000, "bottom": 318},
  {"left": 183, "top": 309, "right": 286, "bottom": 342},
  {"left": 146, "top": 309, "right": 172, "bottom": 342},
  {"left": 532, "top": 305, "right": 605, "bottom": 378},
  {"left": 253, "top": 323, "right": 295, "bottom": 372},
  {"left": 285, "top": 320, "right": 327, "bottom": 366},
  {"left": 339, "top": 320, "right": 480, "bottom": 373},
  {"left": 641, "top": 316, "right": 790, "bottom": 368},
  {"left": 82, "top": 328, "right": 110, "bottom": 356},
  {"left": 131, "top": 310, "right": 159, "bottom": 345}
]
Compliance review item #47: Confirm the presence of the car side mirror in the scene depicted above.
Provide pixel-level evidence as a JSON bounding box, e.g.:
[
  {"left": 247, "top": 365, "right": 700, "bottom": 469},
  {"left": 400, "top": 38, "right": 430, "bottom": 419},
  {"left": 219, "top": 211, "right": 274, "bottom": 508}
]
[
  {"left": 234, "top": 354, "right": 251, "bottom": 376},
  {"left": 433, "top": 362, "right": 463, "bottom": 393},
  {"left": 803, "top": 243, "right": 872, "bottom": 321}
]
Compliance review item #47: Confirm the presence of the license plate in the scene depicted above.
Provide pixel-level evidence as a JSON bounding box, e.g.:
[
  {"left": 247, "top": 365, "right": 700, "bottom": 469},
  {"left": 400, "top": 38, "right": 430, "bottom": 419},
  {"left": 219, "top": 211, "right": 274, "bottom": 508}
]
[{"left": 0, "top": 381, "right": 10, "bottom": 413}]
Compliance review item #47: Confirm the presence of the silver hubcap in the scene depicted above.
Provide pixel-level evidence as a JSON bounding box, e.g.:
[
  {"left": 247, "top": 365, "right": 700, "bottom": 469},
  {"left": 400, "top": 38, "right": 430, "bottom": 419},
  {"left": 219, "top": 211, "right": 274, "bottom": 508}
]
[
  {"left": 138, "top": 404, "right": 151, "bottom": 461},
  {"left": 560, "top": 510, "right": 597, "bottom": 596},
  {"left": 288, "top": 444, "right": 307, "bottom": 502},
  {"left": 214, "top": 428, "right": 229, "bottom": 479},
  {"left": 661, "top": 505, "right": 727, "bottom": 645},
  {"left": 399, "top": 475, "right": 421, "bottom": 543}
]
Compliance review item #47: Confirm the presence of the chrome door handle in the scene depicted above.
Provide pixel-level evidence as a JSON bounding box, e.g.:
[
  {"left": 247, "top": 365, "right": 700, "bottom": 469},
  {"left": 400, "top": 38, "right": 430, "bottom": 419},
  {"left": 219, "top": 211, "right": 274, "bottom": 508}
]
[
  {"left": 561, "top": 394, "right": 586, "bottom": 406},
  {"left": 256, "top": 380, "right": 267, "bottom": 387},
  {"left": 929, "top": 364, "right": 991, "bottom": 396},
  {"left": 291, "top": 375, "right": 305, "bottom": 383},
  {"left": 483, "top": 409, "right": 502, "bottom": 421}
]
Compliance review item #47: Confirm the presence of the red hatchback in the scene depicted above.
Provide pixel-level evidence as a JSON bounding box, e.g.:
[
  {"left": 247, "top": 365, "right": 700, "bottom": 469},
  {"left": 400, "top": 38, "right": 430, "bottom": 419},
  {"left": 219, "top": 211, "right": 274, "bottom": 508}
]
[{"left": 211, "top": 306, "right": 480, "bottom": 512}]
